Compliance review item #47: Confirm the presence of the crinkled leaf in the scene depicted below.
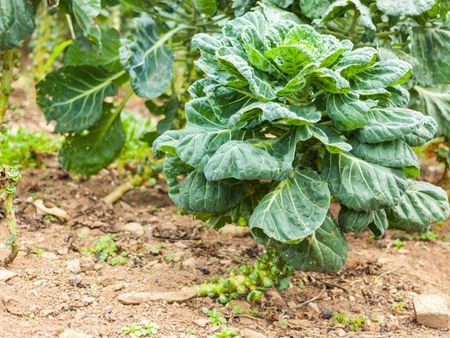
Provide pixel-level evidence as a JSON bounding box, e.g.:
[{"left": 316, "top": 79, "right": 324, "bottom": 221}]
[
  {"left": 276, "top": 214, "right": 348, "bottom": 272},
  {"left": 120, "top": 15, "right": 174, "bottom": 99},
  {"left": 358, "top": 107, "right": 436, "bottom": 144},
  {"left": 204, "top": 141, "right": 286, "bottom": 181},
  {"left": 36, "top": 65, "right": 120, "bottom": 133},
  {"left": 59, "top": 104, "right": 125, "bottom": 176},
  {"left": 249, "top": 170, "right": 330, "bottom": 243},
  {"left": 178, "top": 171, "right": 247, "bottom": 213},
  {"left": 0, "top": 0, "right": 36, "bottom": 49},
  {"left": 376, "top": 0, "right": 437, "bottom": 16},
  {"left": 387, "top": 180, "right": 450, "bottom": 232},
  {"left": 411, "top": 27, "right": 450, "bottom": 86},
  {"left": 299, "top": 0, "right": 332, "bottom": 19},
  {"left": 414, "top": 85, "right": 450, "bottom": 138},
  {"left": 351, "top": 60, "right": 412, "bottom": 95},
  {"left": 350, "top": 138, "right": 419, "bottom": 169},
  {"left": 333, "top": 47, "right": 377, "bottom": 78},
  {"left": 326, "top": 92, "right": 375, "bottom": 131},
  {"left": 322, "top": 152, "right": 408, "bottom": 210},
  {"left": 321, "top": 0, "right": 375, "bottom": 30},
  {"left": 70, "top": 0, "right": 103, "bottom": 45},
  {"left": 338, "top": 207, "right": 388, "bottom": 238},
  {"left": 313, "top": 68, "right": 350, "bottom": 93},
  {"left": 306, "top": 125, "right": 353, "bottom": 152},
  {"left": 265, "top": 45, "right": 314, "bottom": 75},
  {"left": 193, "top": 0, "right": 217, "bottom": 16}
]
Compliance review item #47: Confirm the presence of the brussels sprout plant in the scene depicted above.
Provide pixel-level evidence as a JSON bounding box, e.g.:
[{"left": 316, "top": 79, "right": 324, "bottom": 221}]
[{"left": 155, "top": 10, "right": 450, "bottom": 272}]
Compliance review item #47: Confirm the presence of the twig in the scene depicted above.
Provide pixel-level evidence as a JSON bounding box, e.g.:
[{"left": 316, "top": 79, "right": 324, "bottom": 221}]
[
  {"left": 371, "top": 267, "right": 401, "bottom": 284},
  {"left": 293, "top": 286, "right": 327, "bottom": 309}
]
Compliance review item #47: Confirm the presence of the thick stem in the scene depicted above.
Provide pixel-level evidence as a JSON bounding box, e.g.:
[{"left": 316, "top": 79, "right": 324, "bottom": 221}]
[
  {"left": 103, "top": 166, "right": 154, "bottom": 205},
  {"left": 0, "top": 49, "right": 18, "bottom": 128},
  {"left": 3, "top": 192, "right": 19, "bottom": 266}
]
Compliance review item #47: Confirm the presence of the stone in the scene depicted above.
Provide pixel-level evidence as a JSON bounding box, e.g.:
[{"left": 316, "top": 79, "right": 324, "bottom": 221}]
[
  {"left": 240, "top": 328, "right": 267, "bottom": 338},
  {"left": 181, "top": 257, "right": 196, "bottom": 270},
  {"left": 117, "top": 288, "right": 197, "bottom": 304},
  {"left": 230, "top": 300, "right": 252, "bottom": 313},
  {"left": 59, "top": 329, "right": 93, "bottom": 338},
  {"left": 193, "top": 318, "right": 209, "bottom": 327},
  {"left": 120, "top": 222, "right": 144, "bottom": 236},
  {"left": 308, "top": 302, "right": 320, "bottom": 314},
  {"left": 219, "top": 224, "right": 250, "bottom": 237},
  {"left": 69, "top": 274, "right": 81, "bottom": 286},
  {"left": 42, "top": 251, "right": 58, "bottom": 260},
  {"left": 0, "top": 269, "right": 16, "bottom": 282},
  {"left": 335, "top": 328, "right": 346, "bottom": 337},
  {"left": 414, "top": 294, "right": 449, "bottom": 329},
  {"left": 265, "top": 290, "right": 286, "bottom": 307},
  {"left": 67, "top": 259, "right": 81, "bottom": 274}
]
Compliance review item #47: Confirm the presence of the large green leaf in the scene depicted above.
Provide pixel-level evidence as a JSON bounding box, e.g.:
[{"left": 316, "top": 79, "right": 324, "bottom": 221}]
[
  {"left": 322, "top": 152, "right": 408, "bottom": 210},
  {"left": 120, "top": 15, "right": 175, "bottom": 99},
  {"left": 178, "top": 171, "right": 247, "bottom": 213},
  {"left": 351, "top": 60, "right": 412, "bottom": 96},
  {"left": 358, "top": 107, "right": 437, "bottom": 144},
  {"left": 338, "top": 207, "right": 388, "bottom": 238},
  {"left": 411, "top": 27, "right": 450, "bottom": 86},
  {"left": 414, "top": 85, "right": 450, "bottom": 138},
  {"left": 326, "top": 92, "right": 375, "bottom": 131},
  {"left": 249, "top": 170, "right": 330, "bottom": 243},
  {"left": 193, "top": 0, "right": 217, "bottom": 16},
  {"left": 36, "top": 65, "right": 121, "bottom": 133},
  {"left": 204, "top": 141, "right": 286, "bottom": 181},
  {"left": 299, "top": 0, "right": 332, "bottom": 19},
  {"left": 265, "top": 45, "right": 314, "bottom": 75},
  {"left": 59, "top": 104, "right": 125, "bottom": 176},
  {"left": 301, "top": 125, "right": 353, "bottom": 153},
  {"left": 376, "top": 0, "right": 436, "bottom": 17},
  {"left": 321, "top": 0, "right": 375, "bottom": 30},
  {"left": 333, "top": 47, "right": 377, "bottom": 78},
  {"left": 387, "top": 180, "right": 450, "bottom": 232},
  {"left": 0, "top": 0, "right": 36, "bottom": 49},
  {"left": 350, "top": 138, "right": 419, "bottom": 169},
  {"left": 70, "top": 0, "right": 103, "bottom": 45},
  {"left": 276, "top": 215, "right": 348, "bottom": 272},
  {"left": 65, "top": 28, "right": 121, "bottom": 72}
]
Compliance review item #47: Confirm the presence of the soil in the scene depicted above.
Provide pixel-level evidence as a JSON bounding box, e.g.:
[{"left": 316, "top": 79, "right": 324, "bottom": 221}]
[{"left": 0, "top": 85, "right": 449, "bottom": 338}]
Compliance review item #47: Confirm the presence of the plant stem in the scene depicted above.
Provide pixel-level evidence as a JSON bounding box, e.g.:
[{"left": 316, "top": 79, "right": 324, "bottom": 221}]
[
  {"left": 349, "top": 9, "right": 360, "bottom": 36},
  {"left": 0, "top": 49, "right": 17, "bottom": 129},
  {"left": 65, "top": 14, "right": 76, "bottom": 40},
  {"left": 103, "top": 166, "right": 154, "bottom": 205}
]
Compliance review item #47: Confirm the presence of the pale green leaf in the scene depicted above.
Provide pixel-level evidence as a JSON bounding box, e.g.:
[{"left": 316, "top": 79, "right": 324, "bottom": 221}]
[{"left": 376, "top": 0, "right": 436, "bottom": 16}]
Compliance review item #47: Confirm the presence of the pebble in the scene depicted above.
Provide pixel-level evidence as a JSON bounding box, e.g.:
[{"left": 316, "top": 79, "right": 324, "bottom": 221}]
[
  {"left": 181, "top": 257, "right": 196, "bottom": 270},
  {"left": 240, "top": 328, "right": 267, "bottom": 338},
  {"left": 67, "top": 259, "right": 81, "bottom": 274},
  {"left": 59, "top": 329, "right": 93, "bottom": 338},
  {"left": 69, "top": 274, "right": 81, "bottom": 286},
  {"left": 42, "top": 251, "right": 58, "bottom": 260},
  {"left": 0, "top": 269, "right": 16, "bottom": 282},
  {"left": 82, "top": 296, "right": 96, "bottom": 304},
  {"left": 120, "top": 222, "right": 145, "bottom": 236},
  {"left": 117, "top": 288, "right": 197, "bottom": 304},
  {"left": 230, "top": 300, "right": 252, "bottom": 313},
  {"left": 308, "top": 302, "right": 320, "bottom": 314},
  {"left": 193, "top": 318, "right": 209, "bottom": 327},
  {"left": 414, "top": 294, "right": 449, "bottom": 329},
  {"left": 265, "top": 290, "right": 286, "bottom": 307},
  {"left": 335, "top": 328, "right": 346, "bottom": 337}
]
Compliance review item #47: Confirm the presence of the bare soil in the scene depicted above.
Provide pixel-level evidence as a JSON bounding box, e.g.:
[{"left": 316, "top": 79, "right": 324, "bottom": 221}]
[{"left": 0, "top": 83, "right": 449, "bottom": 338}]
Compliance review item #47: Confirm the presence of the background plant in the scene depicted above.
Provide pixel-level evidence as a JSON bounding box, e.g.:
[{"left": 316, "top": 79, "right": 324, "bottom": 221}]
[{"left": 154, "top": 9, "right": 449, "bottom": 272}]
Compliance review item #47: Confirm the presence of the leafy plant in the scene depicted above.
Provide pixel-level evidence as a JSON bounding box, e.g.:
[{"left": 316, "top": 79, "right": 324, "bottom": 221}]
[
  {"left": 155, "top": 9, "right": 449, "bottom": 273},
  {"left": 393, "top": 238, "right": 406, "bottom": 249},
  {"left": 122, "top": 321, "right": 159, "bottom": 337},
  {"left": 86, "top": 234, "right": 128, "bottom": 265},
  {"left": 333, "top": 311, "right": 367, "bottom": 331}
]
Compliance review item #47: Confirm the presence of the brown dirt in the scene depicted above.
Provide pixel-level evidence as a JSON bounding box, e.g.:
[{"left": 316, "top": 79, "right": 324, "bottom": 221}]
[{"left": 0, "top": 165, "right": 449, "bottom": 338}]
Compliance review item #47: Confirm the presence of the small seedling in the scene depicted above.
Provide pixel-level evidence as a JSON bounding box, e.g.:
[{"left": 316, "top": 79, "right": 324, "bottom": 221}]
[
  {"left": 33, "top": 247, "right": 45, "bottom": 256},
  {"left": 209, "top": 326, "right": 238, "bottom": 338},
  {"left": 392, "top": 300, "right": 405, "bottom": 313},
  {"left": 333, "top": 311, "right": 367, "bottom": 331},
  {"left": 443, "top": 236, "right": 450, "bottom": 243},
  {"left": 393, "top": 239, "right": 406, "bottom": 249},
  {"left": 122, "top": 321, "right": 159, "bottom": 337},
  {"left": 202, "top": 307, "right": 227, "bottom": 325},
  {"left": 279, "top": 318, "right": 288, "bottom": 329},
  {"left": 43, "top": 214, "right": 58, "bottom": 222},
  {"left": 145, "top": 244, "right": 161, "bottom": 255},
  {"left": 86, "top": 235, "right": 128, "bottom": 266},
  {"left": 419, "top": 231, "right": 438, "bottom": 241},
  {"left": 163, "top": 253, "right": 176, "bottom": 262}
]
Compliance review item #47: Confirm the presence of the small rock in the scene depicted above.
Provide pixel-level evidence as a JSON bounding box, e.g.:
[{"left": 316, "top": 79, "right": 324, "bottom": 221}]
[
  {"left": 287, "top": 301, "right": 296, "bottom": 308},
  {"left": 219, "top": 224, "right": 250, "bottom": 237},
  {"left": 67, "top": 259, "right": 81, "bottom": 274},
  {"left": 42, "top": 251, "right": 58, "bottom": 260},
  {"left": 265, "top": 290, "right": 286, "bottom": 307},
  {"left": 59, "top": 329, "right": 93, "bottom": 338},
  {"left": 104, "top": 306, "right": 113, "bottom": 314},
  {"left": 69, "top": 274, "right": 81, "bottom": 286},
  {"left": 335, "top": 328, "right": 346, "bottom": 337},
  {"left": 230, "top": 300, "right": 252, "bottom": 313},
  {"left": 414, "top": 294, "right": 449, "bottom": 329},
  {"left": 117, "top": 288, "right": 197, "bottom": 304},
  {"left": 82, "top": 296, "right": 96, "bottom": 304},
  {"left": 321, "top": 308, "right": 333, "bottom": 320},
  {"left": 0, "top": 269, "right": 16, "bottom": 282},
  {"left": 240, "top": 328, "right": 267, "bottom": 338},
  {"left": 120, "top": 222, "right": 144, "bottom": 236},
  {"left": 308, "top": 302, "right": 320, "bottom": 314},
  {"left": 181, "top": 257, "right": 196, "bottom": 270},
  {"left": 107, "top": 282, "right": 126, "bottom": 292},
  {"left": 193, "top": 318, "right": 209, "bottom": 327}
]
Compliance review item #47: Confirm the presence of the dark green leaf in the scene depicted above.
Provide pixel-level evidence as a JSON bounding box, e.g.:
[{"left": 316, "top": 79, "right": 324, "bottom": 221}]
[{"left": 0, "top": 0, "right": 36, "bottom": 49}]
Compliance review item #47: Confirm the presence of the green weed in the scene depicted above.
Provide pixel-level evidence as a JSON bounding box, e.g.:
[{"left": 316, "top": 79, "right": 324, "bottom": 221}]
[
  {"left": 122, "top": 321, "right": 159, "bottom": 337},
  {"left": 333, "top": 311, "right": 367, "bottom": 331},
  {"left": 393, "top": 239, "right": 406, "bottom": 249},
  {"left": 85, "top": 235, "right": 128, "bottom": 266}
]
